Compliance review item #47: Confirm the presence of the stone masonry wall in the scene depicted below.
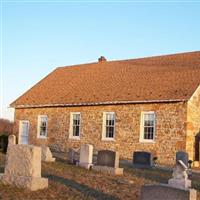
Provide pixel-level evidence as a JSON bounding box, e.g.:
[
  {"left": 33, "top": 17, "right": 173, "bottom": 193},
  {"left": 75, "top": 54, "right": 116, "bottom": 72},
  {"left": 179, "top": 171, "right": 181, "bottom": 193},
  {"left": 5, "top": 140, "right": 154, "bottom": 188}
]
[
  {"left": 186, "top": 85, "right": 200, "bottom": 161},
  {"left": 13, "top": 102, "right": 187, "bottom": 166}
]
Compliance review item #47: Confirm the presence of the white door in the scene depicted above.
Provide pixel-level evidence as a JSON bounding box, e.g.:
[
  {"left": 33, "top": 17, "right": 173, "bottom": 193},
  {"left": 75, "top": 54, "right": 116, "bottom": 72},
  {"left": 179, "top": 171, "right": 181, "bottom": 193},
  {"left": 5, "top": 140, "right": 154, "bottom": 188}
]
[{"left": 19, "top": 121, "right": 29, "bottom": 144}]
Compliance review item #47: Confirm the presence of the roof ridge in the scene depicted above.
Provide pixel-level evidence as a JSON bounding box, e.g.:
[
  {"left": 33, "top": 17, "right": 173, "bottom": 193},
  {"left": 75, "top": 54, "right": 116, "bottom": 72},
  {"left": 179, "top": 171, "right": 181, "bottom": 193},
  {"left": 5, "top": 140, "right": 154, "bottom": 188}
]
[{"left": 56, "top": 51, "right": 200, "bottom": 70}]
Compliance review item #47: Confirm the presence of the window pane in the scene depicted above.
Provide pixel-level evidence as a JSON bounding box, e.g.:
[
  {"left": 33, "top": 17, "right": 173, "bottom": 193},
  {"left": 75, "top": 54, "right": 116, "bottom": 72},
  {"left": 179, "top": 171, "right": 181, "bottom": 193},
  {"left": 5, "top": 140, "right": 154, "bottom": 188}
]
[
  {"left": 106, "top": 127, "right": 109, "bottom": 137},
  {"left": 73, "top": 114, "right": 80, "bottom": 126},
  {"left": 75, "top": 126, "right": 80, "bottom": 136},
  {"left": 105, "top": 113, "right": 115, "bottom": 138},
  {"left": 39, "top": 117, "right": 47, "bottom": 136},
  {"left": 109, "top": 127, "right": 114, "bottom": 138},
  {"left": 143, "top": 113, "right": 155, "bottom": 140}
]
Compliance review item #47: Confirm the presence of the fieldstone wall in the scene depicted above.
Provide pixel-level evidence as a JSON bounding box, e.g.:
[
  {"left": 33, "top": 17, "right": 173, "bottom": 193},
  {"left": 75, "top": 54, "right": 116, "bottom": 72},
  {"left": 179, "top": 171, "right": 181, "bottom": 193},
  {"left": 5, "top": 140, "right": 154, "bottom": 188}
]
[
  {"left": 186, "top": 86, "right": 200, "bottom": 161},
  {"left": 13, "top": 102, "right": 187, "bottom": 166}
]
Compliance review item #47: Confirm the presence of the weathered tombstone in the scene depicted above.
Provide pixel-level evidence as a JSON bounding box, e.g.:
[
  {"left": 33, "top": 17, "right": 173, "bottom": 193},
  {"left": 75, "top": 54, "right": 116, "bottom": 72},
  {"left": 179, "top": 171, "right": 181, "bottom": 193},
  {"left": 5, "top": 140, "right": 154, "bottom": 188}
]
[
  {"left": 92, "top": 150, "right": 123, "bottom": 175},
  {"left": 176, "top": 151, "right": 188, "bottom": 167},
  {"left": 0, "top": 145, "right": 48, "bottom": 191},
  {"left": 140, "top": 184, "right": 196, "bottom": 200},
  {"left": 168, "top": 160, "right": 191, "bottom": 189},
  {"left": 97, "top": 150, "right": 118, "bottom": 167},
  {"left": 41, "top": 145, "right": 55, "bottom": 162},
  {"left": 8, "top": 135, "right": 16, "bottom": 147},
  {"left": 79, "top": 144, "right": 93, "bottom": 169},
  {"left": 133, "top": 151, "right": 153, "bottom": 168},
  {"left": 68, "top": 148, "right": 79, "bottom": 164}
]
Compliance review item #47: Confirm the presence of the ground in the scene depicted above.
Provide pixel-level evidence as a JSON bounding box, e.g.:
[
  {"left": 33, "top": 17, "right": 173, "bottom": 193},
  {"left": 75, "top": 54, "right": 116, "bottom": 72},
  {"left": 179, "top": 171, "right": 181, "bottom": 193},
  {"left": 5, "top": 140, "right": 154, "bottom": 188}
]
[{"left": 0, "top": 153, "right": 200, "bottom": 200}]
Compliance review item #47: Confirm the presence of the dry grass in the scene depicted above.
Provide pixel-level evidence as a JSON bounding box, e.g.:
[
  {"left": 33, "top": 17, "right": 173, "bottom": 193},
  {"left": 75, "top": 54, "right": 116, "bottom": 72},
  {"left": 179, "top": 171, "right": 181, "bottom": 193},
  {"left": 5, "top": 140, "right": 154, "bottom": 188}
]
[{"left": 0, "top": 153, "right": 200, "bottom": 200}]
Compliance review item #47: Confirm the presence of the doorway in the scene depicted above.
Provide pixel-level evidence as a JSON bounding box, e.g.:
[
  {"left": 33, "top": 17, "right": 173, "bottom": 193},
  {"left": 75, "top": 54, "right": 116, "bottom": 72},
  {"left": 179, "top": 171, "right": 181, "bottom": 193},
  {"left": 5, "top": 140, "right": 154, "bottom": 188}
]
[{"left": 19, "top": 120, "right": 29, "bottom": 144}]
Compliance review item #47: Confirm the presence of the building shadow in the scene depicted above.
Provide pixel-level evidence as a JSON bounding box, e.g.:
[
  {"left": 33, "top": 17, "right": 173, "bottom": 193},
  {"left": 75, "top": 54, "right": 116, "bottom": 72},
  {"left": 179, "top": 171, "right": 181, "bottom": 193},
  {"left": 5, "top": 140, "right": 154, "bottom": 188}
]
[{"left": 46, "top": 174, "right": 119, "bottom": 200}]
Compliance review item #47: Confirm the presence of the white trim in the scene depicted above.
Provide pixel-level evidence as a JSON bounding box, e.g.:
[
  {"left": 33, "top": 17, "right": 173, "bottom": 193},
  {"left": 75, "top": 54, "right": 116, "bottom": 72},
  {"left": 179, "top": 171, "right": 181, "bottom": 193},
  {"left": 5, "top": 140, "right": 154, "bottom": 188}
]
[
  {"left": 69, "top": 112, "right": 81, "bottom": 140},
  {"left": 102, "top": 112, "right": 116, "bottom": 141},
  {"left": 37, "top": 115, "right": 48, "bottom": 139},
  {"left": 18, "top": 120, "right": 29, "bottom": 144},
  {"left": 11, "top": 99, "right": 187, "bottom": 109},
  {"left": 140, "top": 111, "right": 156, "bottom": 143}
]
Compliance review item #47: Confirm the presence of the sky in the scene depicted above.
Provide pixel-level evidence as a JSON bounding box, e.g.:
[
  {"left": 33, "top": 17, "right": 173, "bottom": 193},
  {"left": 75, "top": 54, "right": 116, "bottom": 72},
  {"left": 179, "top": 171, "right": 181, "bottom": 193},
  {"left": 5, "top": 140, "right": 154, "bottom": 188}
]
[{"left": 1, "top": 0, "right": 200, "bottom": 121}]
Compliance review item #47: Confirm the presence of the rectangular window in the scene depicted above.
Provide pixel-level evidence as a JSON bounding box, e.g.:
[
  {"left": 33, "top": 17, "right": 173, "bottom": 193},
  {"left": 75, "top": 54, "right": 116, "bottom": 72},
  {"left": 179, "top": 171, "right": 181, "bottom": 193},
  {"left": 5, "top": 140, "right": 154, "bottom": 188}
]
[
  {"left": 140, "top": 112, "right": 156, "bottom": 142},
  {"left": 69, "top": 112, "right": 81, "bottom": 139},
  {"left": 37, "top": 115, "right": 48, "bottom": 138},
  {"left": 102, "top": 112, "right": 115, "bottom": 140}
]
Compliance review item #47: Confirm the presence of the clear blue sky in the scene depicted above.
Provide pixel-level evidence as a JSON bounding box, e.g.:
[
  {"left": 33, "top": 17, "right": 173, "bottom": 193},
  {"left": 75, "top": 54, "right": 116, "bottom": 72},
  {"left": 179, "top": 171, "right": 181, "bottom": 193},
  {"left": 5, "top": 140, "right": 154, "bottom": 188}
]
[{"left": 1, "top": 1, "right": 200, "bottom": 120}]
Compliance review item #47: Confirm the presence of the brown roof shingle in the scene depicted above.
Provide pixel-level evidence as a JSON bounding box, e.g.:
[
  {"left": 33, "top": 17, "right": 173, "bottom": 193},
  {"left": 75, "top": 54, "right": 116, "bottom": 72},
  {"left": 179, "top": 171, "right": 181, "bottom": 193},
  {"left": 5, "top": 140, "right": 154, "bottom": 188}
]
[{"left": 11, "top": 51, "right": 200, "bottom": 108}]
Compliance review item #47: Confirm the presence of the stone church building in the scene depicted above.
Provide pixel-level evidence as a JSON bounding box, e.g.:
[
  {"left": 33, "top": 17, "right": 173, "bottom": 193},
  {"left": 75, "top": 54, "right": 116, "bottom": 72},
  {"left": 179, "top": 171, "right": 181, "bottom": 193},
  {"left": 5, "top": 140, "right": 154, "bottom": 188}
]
[{"left": 11, "top": 51, "right": 200, "bottom": 165}]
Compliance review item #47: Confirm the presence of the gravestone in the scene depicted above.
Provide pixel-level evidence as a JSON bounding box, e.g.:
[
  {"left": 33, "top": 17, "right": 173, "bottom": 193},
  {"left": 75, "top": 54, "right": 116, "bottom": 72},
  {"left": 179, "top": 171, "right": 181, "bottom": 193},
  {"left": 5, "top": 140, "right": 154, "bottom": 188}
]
[
  {"left": 97, "top": 150, "right": 118, "bottom": 168},
  {"left": 41, "top": 145, "right": 55, "bottom": 162},
  {"left": 79, "top": 144, "right": 93, "bottom": 169},
  {"left": 176, "top": 151, "right": 188, "bottom": 167},
  {"left": 168, "top": 160, "right": 191, "bottom": 189},
  {"left": 133, "top": 151, "right": 152, "bottom": 168},
  {"left": 0, "top": 145, "right": 48, "bottom": 191},
  {"left": 92, "top": 150, "right": 123, "bottom": 175},
  {"left": 140, "top": 184, "right": 196, "bottom": 200},
  {"left": 68, "top": 148, "right": 79, "bottom": 164},
  {"left": 8, "top": 135, "right": 16, "bottom": 147}
]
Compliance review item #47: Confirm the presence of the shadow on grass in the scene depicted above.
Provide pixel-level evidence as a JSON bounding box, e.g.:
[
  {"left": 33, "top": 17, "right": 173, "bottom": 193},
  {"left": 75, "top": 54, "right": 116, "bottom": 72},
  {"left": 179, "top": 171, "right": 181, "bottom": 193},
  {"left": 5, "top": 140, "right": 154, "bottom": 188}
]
[
  {"left": 125, "top": 167, "right": 200, "bottom": 191},
  {"left": 46, "top": 174, "right": 119, "bottom": 200},
  {"left": 125, "top": 167, "right": 170, "bottom": 184}
]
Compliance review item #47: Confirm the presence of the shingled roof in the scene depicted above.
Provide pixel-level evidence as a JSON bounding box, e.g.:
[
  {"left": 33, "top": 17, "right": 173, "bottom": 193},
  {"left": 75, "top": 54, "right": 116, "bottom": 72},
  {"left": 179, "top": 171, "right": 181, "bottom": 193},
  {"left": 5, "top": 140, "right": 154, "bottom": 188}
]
[{"left": 11, "top": 51, "right": 200, "bottom": 108}]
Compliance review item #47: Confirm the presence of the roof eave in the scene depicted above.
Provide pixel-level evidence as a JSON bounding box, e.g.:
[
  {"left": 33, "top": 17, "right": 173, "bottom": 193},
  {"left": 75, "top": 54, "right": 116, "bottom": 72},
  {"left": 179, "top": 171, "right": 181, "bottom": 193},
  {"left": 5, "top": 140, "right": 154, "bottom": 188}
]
[{"left": 11, "top": 99, "right": 188, "bottom": 109}]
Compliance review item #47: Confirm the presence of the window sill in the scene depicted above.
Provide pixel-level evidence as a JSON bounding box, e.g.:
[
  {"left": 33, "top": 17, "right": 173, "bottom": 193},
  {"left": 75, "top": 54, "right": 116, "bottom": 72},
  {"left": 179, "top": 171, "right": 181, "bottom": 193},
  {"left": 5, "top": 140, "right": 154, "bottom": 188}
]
[
  {"left": 37, "top": 136, "right": 47, "bottom": 139},
  {"left": 102, "top": 138, "right": 115, "bottom": 142},
  {"left": 69, "top": 136, "right": 80, "bottom": 140},
  {"left": 139, "top": 139, "right": 155, "bottom": 144}
]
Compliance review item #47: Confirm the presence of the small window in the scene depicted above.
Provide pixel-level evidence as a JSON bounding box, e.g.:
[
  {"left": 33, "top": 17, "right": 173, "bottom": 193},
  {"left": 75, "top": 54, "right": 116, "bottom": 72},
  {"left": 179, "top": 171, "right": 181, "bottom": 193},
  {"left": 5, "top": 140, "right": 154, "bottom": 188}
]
[
  {"left": 69, "top": 112, "right": 81, "bottom": 139},
  {"left": 37, "top": 115, "right": 48, "bottom": 138},
  {"left": 102, "top": 112, "right": 115, "bottom": 140},
  {"left": 140, "top": 112, "right": 156, "bottom": 142}
]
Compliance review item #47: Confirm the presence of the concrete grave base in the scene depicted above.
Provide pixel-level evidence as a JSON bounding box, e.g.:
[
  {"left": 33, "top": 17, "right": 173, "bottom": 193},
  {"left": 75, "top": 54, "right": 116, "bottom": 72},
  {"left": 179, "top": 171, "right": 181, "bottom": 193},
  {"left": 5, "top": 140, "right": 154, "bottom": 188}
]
[
  {"left": 92, "top": 166, "right": 123, "bottom": 175},
  {"left": 0, "top": 174, "right": 48, "bottom": 191},
  {"left": 168, "top": 178, "right": 191, "bottom": 189},
  {"left": 79, "top": 162, "right": 93, "bottom": 170},
  {"left": 140, "top": 184, "right": 197, "bottom": 200}
]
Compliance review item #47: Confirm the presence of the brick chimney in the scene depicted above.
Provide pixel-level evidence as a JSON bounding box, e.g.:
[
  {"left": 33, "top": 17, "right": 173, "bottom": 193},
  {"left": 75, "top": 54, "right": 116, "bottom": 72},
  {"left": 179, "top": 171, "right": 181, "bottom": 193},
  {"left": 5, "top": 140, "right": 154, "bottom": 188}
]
[{"left": 98, "top": 56, "right": 107, "bottom": 62}]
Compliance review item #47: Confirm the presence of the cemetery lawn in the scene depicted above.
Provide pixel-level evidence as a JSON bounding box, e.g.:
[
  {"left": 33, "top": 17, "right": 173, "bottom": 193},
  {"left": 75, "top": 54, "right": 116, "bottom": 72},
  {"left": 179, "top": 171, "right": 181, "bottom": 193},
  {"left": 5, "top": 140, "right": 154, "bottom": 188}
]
[{"left": 0, "top": 153, "right": 200, "bottom": 200}]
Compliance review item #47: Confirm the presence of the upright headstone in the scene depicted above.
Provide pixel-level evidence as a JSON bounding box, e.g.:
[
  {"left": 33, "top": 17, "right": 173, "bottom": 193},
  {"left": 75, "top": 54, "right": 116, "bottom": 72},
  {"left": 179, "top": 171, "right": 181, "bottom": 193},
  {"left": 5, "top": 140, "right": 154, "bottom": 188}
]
[
  {"left": 0, "top": 145, "right": 48, "bottom": 191},
  {"left": 68, "top": 148, "right": 79, "bottom": 164},
  {"left": 93, "top": 150, "right": 123, "bottom": 175},
  {"left": 133, "top": 151, "right": 153, "bottom": 168},
  {"left": 141, "top": 184, "right": 196, "bottom": 200},
  {"left": 176, "top": 151, "right": 189, "bottom": 167},
  {"left": 97, "top": 150, "right": 119, "bottom": 168},
  {"left": 41, "top": 145, "right": 55, "bottom": 162},
  {"left": 168, "top": 160, "right": 191, "bottom": 189},
  {"left": 8, "top": 135, "right": 16, "bottom": 147},
  {"left": 79, "top": 144, "right": 93, "bottom": 169}
]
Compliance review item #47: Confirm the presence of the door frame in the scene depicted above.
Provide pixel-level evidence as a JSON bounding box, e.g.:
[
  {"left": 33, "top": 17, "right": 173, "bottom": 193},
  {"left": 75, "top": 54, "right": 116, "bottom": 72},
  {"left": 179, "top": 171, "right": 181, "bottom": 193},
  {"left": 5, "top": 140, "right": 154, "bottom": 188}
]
[{"left": 19, "top": 120, "right": 30, "bottom": 144}]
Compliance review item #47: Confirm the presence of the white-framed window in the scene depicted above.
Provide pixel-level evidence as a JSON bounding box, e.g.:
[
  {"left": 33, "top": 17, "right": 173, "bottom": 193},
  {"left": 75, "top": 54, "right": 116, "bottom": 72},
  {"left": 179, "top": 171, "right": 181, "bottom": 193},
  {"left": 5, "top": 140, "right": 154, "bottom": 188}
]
[
  {"left": 140, "top": 111, "right": 156, "bottom": 142},
  {"left": 37, "top": 115, "right": 48, "bottom": 138},
  {"left": 102, "top": 112, "right": 115, "bottom": 141},
  {"left": 69, "top": 112, "right": 81, "bottom": 139}
]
